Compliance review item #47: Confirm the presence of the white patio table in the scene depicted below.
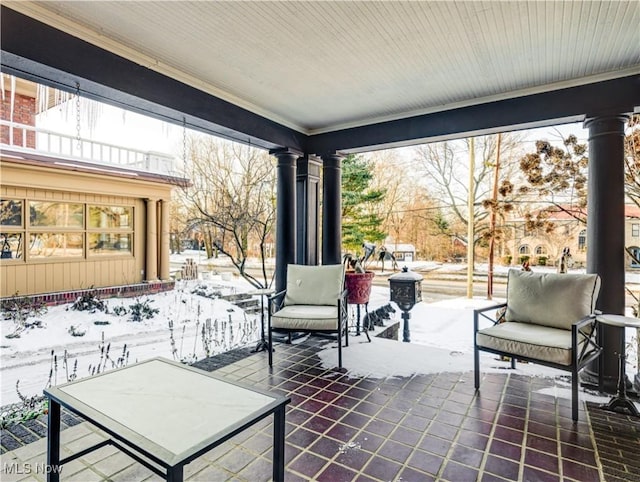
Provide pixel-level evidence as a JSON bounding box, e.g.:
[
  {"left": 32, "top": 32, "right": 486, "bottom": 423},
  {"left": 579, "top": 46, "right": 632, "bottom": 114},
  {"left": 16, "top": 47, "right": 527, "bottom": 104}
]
[{"left": 44, "top": 357, "right": 290, "bottom": 481}]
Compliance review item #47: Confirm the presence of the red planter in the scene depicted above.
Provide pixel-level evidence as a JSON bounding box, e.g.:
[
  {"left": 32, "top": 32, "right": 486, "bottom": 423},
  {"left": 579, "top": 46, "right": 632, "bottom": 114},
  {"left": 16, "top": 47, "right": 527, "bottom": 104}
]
[{"left": 344, "top": 271, "right": 375, "bottom": 304}]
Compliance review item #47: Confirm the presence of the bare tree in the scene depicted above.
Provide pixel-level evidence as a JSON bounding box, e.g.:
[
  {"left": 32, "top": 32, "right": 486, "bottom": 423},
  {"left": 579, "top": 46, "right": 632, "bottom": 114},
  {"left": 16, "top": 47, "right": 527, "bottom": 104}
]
[
  {"left": 413, "top": 134, "right": 523, "bottom": 252},
  {"left": 180, "top": 136, "right": 276, "bottom": 288},
  {"left": 625, "top": 114, "right": 640, "bottom": 208}
]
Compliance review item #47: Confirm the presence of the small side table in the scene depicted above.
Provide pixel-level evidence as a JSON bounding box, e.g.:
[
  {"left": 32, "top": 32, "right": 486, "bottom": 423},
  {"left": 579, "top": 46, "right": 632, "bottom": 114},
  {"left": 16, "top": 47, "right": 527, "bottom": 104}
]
[
  {"left": 596, "top": 314, "right": 640, "bottom": 417},
  {"left": 248, "top": 288, "right": 275, "bottom": 353}
]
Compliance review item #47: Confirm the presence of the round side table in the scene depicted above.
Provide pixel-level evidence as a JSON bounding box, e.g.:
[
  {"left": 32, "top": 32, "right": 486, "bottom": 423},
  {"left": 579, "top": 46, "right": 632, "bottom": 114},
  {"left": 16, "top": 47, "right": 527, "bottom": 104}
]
[{"left": 596, "top": 314, "right": 640, "bottom": 417}]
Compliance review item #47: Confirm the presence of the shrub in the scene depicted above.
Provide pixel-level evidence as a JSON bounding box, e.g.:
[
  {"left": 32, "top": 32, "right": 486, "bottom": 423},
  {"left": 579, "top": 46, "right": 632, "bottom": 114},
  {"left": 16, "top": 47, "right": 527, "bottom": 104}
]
[
  {"left": 128, "top": 298, "right": 159, "bottom": 322},
  {"left": 70, "top": 288, "right": 108, "bottom": 313}
]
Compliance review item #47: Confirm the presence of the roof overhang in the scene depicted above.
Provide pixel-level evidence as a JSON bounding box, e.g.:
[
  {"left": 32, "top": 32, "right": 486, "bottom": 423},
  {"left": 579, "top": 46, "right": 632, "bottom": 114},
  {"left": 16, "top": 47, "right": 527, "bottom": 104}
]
[{"left": 2, "top": 2, "right": 639, "bottom": 155}]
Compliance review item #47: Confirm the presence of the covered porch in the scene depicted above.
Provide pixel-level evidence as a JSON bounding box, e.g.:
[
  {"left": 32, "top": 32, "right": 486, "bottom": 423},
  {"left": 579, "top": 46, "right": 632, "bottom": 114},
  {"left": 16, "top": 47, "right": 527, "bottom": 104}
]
[
  {"left": 2, "top": 336, "right": 639, "bottom": 481},
  {"left": 1, "top": 2, "right": 639, "bottom": 480}
]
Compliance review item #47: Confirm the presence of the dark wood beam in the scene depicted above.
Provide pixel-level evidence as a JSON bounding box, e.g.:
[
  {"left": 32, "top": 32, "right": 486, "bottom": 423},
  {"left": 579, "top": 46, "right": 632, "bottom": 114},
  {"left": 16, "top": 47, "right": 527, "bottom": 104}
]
[{"left": 308, "top": 75, "right": 640, "bottom": 154}]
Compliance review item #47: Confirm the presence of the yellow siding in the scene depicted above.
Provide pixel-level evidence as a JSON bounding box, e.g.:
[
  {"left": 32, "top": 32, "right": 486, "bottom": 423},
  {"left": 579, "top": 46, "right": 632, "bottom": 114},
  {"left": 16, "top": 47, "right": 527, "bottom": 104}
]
[{"left": 1, "top": 159, "right": 172, "bottom": 297}]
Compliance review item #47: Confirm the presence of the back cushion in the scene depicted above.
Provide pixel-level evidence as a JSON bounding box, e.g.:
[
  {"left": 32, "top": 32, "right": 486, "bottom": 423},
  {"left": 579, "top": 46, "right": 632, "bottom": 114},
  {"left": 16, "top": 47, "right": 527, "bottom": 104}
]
[
  {"left": 284, "top": 264, "right": 344, "bottom": 306},
  {"left": 505, "top": 269, "right": 600, "bottom": 330}
]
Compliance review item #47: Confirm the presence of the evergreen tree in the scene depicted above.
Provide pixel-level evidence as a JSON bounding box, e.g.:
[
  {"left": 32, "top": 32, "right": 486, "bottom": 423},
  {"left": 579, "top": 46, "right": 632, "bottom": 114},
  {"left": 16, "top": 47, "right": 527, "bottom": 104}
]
[{"left": 341, "top": 154, "right": 386, "bottom": 254}]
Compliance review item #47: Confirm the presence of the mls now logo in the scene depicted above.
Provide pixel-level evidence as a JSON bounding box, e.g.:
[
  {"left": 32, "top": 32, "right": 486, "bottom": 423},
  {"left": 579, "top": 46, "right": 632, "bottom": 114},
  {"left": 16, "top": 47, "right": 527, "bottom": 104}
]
[{"left": 3, "top": 462, "right": 63, "bottom": 475}]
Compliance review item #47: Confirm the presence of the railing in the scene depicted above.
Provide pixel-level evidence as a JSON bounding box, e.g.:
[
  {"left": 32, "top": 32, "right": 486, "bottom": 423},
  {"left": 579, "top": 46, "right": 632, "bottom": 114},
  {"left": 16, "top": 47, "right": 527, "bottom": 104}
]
[{"left": 0, "top": 120, "right": 176, "bottom": 175}]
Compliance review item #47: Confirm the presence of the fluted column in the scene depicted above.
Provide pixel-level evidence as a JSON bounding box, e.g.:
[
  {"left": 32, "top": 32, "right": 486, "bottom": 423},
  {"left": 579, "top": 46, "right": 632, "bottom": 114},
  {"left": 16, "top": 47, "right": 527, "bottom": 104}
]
[
  {"left": 321, "top": 153, "right": 343, "bottom": 265},
  {"left": 145, "top": 198, "right": 158, "bottom": 281},
  {"left": 159, "top": 199, "right": 170, "bottom": 280},
  {"left": 584, "top": 114, "right": 629, "bottom": 392},
  {"left": 271, "top": 149, "right": 298, "bottom": 293}
]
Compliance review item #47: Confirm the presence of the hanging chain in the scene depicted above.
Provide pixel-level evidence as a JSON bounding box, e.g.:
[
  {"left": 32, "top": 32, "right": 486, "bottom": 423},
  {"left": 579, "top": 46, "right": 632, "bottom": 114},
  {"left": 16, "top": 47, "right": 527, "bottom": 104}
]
[
  {"left": 75, "top": 82, "right": 81, "bottom": 151},
  {"left": 182, "top": 117, "right": 187, "bottom": 175}
]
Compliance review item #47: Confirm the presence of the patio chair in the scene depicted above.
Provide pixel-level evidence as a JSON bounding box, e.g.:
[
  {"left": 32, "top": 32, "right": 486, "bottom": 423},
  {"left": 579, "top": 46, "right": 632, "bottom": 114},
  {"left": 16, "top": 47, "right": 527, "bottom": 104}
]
[
  {"left": 474, "top": 269, "right": 602, "bottom": 421},
  {"left": 268, "top": 264, "right": 348, "bottom": 368}
]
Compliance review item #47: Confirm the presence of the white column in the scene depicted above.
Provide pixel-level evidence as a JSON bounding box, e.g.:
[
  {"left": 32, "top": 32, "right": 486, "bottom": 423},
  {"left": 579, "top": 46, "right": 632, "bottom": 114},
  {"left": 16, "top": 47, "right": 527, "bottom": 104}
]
[
  {"left": 145, "top": 198, "right": 158, "bottom": 281},
  {"left": 159, "top": 199, "right": 170, "bottom": 280}
]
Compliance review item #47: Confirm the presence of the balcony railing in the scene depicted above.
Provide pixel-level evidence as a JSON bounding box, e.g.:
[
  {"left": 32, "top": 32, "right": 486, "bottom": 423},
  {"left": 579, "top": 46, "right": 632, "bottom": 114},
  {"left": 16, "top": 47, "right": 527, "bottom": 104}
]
[{"left": 0, "top": 120, "right": 176, "bottom": 176}]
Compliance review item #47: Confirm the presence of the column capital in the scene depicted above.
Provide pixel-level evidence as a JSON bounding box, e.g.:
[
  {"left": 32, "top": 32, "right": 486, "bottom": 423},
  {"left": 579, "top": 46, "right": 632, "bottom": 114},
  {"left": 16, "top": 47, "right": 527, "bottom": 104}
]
[
  {"left": 583, "top": 113, "right": 630, "bottom": 130},
  {"left": 269, "top": 147, "right": 303, "bottom": 159},
  {"left": 320, "top": 152, "right": 345, "bottom": 169}
]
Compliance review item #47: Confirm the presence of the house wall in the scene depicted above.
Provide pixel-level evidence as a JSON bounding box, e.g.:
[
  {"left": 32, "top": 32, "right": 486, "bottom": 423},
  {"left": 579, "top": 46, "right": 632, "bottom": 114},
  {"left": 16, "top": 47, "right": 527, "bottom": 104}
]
[
  {"left": 0, "top": 158, "right": 173, "bottom": 297},
  {"left": 1, "top": 92, "right": 36, "bottom": 147},
  {"left": 511, "top": 217, "right": 639, "bottom": 269}
]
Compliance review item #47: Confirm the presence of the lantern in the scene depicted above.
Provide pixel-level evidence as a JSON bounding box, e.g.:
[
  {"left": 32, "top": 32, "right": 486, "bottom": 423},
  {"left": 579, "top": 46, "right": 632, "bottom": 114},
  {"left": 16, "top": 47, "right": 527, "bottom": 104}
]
[{"left": 388, "top": 267, "right": 423, "bottom": 342}]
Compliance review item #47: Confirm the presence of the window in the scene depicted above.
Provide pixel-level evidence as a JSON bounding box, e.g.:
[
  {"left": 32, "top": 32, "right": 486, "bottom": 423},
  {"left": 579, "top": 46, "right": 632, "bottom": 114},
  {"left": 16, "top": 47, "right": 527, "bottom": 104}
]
[
  {"left": 28, "top": 201, "right": 84, "bottom": 258},
  {"left": 1, "top": 233, "right": 22, "bottom": 260},
  {"left": 578, "top": 229, "right": 587, "bottom": 251},
  {"left": 29, "top": 233, "right": 83, "bottom": 258},
  {"left": 1, "top": 199, "right": 24, "bottom": 260},
  {"left": 88, "top": 205, "right": 133, "bottom": 256},
  {"left": 632, "top": 223, "right": 640, "bottom": 238},
  {"left": 1, "top": 200, "right": 134, "bottom": 261},
  {"left": 30, "top": 201, "right": 83, "bottom": 228},
  {"left": 519, "top": 245, "right": 530, "bottom": 255},
  {"left": 1, "top": 199, "right": 23, "bottom": 227},
  {"left": 535, "top": 245, "right": 547, "bottom": 255}
]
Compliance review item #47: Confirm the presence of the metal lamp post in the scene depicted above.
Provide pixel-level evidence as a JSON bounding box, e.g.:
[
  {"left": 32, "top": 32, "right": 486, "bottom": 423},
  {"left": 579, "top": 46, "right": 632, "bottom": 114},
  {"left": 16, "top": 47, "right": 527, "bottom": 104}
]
[{"left": 388, "top": 267, "right": 423, "bottom": 342}]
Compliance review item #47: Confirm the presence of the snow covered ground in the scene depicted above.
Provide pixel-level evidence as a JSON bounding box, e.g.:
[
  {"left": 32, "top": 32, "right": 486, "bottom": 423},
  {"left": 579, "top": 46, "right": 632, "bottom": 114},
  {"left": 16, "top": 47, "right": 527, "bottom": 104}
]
[{"left": 1, "top": 254, "right": 638, "bottom": 409}]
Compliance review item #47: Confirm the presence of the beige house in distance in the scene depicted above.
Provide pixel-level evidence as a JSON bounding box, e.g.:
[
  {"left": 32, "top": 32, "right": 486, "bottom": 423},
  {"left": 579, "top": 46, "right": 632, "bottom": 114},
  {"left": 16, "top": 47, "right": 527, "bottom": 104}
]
[
  {"left": 1, "top": 76, "right": 186, "bottom": 301},
  {"left": 508, "top": 205, "right": 640, "bottom": 269}
]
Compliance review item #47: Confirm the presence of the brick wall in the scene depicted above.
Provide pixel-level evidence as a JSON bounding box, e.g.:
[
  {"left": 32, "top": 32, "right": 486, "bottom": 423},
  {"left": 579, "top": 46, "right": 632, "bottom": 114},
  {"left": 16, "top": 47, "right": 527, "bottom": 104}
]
[{"left": 0, "top": 92, "right": 36, "bottom": 148}]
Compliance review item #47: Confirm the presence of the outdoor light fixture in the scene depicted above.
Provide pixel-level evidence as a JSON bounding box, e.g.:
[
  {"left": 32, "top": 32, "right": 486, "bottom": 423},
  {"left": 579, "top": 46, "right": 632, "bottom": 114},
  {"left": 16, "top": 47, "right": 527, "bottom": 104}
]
[{"left": 388, "top": 267, "right": 423, "bottom": 342}]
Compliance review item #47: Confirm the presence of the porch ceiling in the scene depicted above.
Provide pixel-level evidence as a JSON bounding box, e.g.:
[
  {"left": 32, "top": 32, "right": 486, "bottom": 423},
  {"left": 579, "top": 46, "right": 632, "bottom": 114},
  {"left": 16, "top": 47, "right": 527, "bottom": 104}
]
[{"left": 2, "top": 1, "right": 640, "bottom": 152}]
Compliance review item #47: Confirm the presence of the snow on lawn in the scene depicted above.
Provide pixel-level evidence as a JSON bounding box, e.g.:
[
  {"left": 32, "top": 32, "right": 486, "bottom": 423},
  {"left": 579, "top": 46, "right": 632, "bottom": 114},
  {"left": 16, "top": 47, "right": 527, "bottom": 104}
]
[{"left": 0, "top": 275, "right": 261, "bottom": 406}]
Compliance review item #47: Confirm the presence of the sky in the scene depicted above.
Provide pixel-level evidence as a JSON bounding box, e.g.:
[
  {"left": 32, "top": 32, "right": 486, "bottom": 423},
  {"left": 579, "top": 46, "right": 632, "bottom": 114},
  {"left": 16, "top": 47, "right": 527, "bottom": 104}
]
[
  {"left": 34, "top": 96, "right": 590, "bottom": 162},
  {"left": 2, "top": 252, "right": 637, "bottom": 410}
]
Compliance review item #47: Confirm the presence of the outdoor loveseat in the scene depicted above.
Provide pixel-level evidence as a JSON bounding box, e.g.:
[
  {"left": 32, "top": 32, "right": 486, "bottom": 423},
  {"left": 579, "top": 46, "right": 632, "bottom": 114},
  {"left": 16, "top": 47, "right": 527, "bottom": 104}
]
[
  {"left": 268, "top": 264, "right": 348, "bottom": 368},
  {"left": 474, "top": 269, "right": 602, "bottom": 421}
]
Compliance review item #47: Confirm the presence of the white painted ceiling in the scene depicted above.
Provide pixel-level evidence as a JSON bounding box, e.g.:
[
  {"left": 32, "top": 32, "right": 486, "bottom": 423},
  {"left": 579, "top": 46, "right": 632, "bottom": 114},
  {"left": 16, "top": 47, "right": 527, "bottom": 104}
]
[{"left": 6, "top": 1, "right": 640, "bottom": 135}]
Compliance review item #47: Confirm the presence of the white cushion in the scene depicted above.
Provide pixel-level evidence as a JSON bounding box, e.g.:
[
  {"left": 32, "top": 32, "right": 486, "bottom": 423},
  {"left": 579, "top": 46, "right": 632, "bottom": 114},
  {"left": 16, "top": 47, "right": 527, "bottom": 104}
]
[
  {"left": 284, "top": 264, "right": 344, "bottom": 307},
  {"left": 476, "top": 322, "right": 576, "bottom": 366},
  {"left": 272, "top": 305, "right": 339, "bottom": 331},
  {"left": 505, "top": 270, "right": 600, "bottom": 330}
]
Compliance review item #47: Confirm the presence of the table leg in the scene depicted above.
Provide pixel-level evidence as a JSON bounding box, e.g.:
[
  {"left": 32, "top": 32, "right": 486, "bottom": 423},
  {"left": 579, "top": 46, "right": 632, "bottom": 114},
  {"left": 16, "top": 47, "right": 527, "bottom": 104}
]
[
  {"left": 47, "top": 399, "right": 61, "bottom": 482},
  {"left": 273, "top": 405, "right": 285, "bottom": 482},
  {"left": 166, "top": 466, "right": 184, "bottom": 482},
  {"left": 252, "top": 295, "right": 268, "bottom": 353},
  {"left": 602, "top": 352, "right": 640, "bottom": 417}
]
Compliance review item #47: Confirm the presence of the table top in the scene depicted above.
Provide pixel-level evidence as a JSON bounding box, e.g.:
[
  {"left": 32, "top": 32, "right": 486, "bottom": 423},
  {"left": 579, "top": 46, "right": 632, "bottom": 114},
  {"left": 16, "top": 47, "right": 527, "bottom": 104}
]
[
  {"left": 597, "top": 314, "right": 640, "bottom": 328},
  {"left": 44, "top": 357, "right": 289, "bottom": 466}
]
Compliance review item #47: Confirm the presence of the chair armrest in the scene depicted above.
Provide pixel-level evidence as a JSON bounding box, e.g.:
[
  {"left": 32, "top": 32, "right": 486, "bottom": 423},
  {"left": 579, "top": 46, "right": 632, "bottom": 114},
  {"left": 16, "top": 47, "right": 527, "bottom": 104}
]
[
  {"left": 573, "top": 313, "right": 597, "bottom": 330},
  {"left": 474, "top": 302, "right": 507, "bottom": 315},
  {"left": 572, "top": 314, "right": 600, "bottom": 367},
  {"left": 473, "top": 302, "right": 508, "bottom": 332},
  {"left": 268, "top": 290, "right": 287, "bottom": 313},
  {"left": 338, "top": 288, "right": 348, "bottom": 304}
]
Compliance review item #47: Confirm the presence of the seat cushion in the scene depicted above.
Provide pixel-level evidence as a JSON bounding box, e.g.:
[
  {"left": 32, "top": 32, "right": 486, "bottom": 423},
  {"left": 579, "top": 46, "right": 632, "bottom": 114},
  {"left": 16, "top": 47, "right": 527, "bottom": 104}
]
[
  {"left": 505, "top": 270, "right": 600, "bottom": 330},
  {"left": 476, "top": 321, "right": 575, "bottom": 366},
  {"left": 284, "top": 264, "right": 344, "bottom": 307},
  {"left": 272, "top": 305, "right": 339, "bottom": 331}
]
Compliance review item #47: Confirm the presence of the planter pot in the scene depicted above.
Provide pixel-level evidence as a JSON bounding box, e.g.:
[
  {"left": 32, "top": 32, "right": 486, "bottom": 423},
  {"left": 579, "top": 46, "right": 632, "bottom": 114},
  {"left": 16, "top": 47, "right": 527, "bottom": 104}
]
[{"left": 345, "top": 271, "right": 375, "bottom": 304}]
